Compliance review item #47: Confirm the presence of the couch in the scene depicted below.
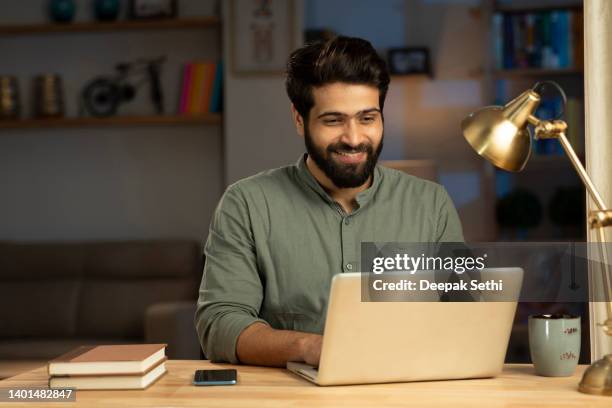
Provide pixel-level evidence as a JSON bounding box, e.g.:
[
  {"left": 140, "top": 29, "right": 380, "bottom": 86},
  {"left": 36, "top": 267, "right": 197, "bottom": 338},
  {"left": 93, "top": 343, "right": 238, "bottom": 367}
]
[{"left": 0, "top": 240, "right": 203, "bottom": 379}]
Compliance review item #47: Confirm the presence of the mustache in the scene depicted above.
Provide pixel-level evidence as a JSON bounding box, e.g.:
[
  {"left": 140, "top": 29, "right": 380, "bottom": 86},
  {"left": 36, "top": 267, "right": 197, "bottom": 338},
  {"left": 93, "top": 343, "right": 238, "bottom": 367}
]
[{"left": 327, "top": 143, "right": 373, "bottom": 154}]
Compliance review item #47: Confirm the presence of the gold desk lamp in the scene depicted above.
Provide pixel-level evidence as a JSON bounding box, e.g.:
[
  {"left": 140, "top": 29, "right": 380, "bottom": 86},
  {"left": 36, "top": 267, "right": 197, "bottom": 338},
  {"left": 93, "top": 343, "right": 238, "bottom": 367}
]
[{"left": 461, "top": 81, "right": 612, "bottom": 396}]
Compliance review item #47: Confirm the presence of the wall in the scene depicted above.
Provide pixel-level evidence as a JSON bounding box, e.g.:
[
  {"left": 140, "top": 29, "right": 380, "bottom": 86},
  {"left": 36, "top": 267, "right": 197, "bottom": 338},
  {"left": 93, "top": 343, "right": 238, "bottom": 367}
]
[
  {"left": 0, "top": 0, "right": 222, "bottom": 242},
  {"left": 222, "top": 0, "right": 305, "bottom": 184}
]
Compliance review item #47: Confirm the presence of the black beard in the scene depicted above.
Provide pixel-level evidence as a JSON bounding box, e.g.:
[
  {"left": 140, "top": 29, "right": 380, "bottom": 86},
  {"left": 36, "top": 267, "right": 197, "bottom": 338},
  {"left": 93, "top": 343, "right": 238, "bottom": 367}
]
[{"left": 304, "top": 124, "right": 383, "bottom": 189}]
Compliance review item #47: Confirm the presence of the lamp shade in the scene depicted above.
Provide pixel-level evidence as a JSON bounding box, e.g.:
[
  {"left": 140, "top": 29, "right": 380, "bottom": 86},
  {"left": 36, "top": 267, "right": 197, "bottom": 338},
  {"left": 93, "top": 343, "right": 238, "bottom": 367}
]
[{"left": 461, "top": 90, "right": 541, "bottom": 172}]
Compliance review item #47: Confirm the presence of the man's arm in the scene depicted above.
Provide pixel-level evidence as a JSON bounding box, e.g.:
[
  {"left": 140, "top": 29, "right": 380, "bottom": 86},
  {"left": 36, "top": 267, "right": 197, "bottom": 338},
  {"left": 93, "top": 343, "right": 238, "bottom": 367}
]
[
  {"left": 237, "top": 323, "right": 322, "bottom": 367},
  {"left": 435, "top": 185, "right": 464, "bottom": 242},
  {"left": 195, "top": 184, "right": 322, "bottom": 366}
]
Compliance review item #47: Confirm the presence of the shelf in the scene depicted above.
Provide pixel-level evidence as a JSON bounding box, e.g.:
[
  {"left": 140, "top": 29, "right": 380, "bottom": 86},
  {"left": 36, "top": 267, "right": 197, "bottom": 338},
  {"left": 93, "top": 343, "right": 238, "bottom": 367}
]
[
  {"left": 0, "top": 16, "right": 220, "bottom": 36},
  {"left": 493, "top": 68, "right": 583, "bottom": 78},
  {"left": 0, "top": 114, "right": 222, "bottom": 129},
  {"left": 494, "top": 0, "right": 583, "bottom": 13}
]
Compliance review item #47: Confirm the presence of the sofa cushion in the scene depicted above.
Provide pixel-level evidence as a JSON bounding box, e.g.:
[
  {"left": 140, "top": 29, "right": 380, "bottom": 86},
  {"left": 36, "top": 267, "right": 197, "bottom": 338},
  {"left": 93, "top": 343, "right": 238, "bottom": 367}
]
[
  {"left": 0, "top": 243, "right": 85, "bottom": 279},
  {"left": 0, "top": 240, "right": 202, "bottom": 341},
  {"left": 76, "top": 279, "right": 195, "bottom": 338},
  {"left": 0, "top": 280, "right": 79, "bottom": 338},
  {"left": 84, "top": 241, "right": 200, "bottom": 279}
]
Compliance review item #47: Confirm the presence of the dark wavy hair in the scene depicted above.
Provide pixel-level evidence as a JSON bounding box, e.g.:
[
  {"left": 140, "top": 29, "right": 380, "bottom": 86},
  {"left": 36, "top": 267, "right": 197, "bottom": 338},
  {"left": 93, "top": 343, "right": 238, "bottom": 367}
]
[{"left": 285, "top": 36, "right": 390, "bottom": 120}]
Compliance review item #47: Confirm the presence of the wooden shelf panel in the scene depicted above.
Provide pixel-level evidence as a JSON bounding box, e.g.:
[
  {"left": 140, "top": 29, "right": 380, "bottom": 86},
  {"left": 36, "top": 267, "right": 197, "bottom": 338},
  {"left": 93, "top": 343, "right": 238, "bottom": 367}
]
[
  {"left": 0, "top": 114, "right": 222, "bottom": 129},
  {"left": 494, "top": 0, "right": 583, "bottom": 13},
  {"left": 493, "top": 68, "right": 583, "bottom": 78},
  {"left": 0, "top": 16, "right": 220, "bottom": 35}
]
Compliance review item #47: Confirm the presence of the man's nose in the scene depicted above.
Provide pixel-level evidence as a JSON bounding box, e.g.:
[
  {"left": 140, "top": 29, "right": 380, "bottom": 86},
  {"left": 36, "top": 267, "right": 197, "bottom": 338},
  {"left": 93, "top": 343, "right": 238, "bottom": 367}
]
[{"left": 339, "top": 119, "right": 361, "bottom": 147}]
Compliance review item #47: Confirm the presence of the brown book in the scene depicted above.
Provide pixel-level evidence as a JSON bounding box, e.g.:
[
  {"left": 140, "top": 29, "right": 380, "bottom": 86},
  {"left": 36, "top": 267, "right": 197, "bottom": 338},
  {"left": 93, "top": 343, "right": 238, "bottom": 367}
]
[
  {"left": 48, "top": 344, "right": 166, "bottom": 376},
  {"left": 49, "top": 359, "right": 167, "bottom": 390}
]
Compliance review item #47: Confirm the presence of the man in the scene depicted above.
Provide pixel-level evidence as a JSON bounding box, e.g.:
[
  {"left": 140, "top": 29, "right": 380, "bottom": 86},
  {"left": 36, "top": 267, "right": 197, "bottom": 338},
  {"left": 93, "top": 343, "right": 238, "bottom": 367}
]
[{"left": 195, "top": 36, "right": 463, "bottom": 367}]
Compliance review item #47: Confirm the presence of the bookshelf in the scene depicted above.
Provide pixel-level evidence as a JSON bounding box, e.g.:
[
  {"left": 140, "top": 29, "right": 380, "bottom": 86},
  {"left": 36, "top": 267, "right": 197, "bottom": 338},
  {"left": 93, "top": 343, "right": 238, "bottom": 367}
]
[
  {"left": 0, "top": 16, "right": 223, "bottom": 129},
  {"left": 484, "top": 1, "right": 590, "bottom": 365},
  {"left": 0, "top": 114, "right": 221, "bottom": 130},
  {"left": 494, "top": 0, "right": 582, "bottom": 13},
  {"left": 493, "top": 68, "right": 582, "bottom": 78},
  {"left": 482, "top": 0, "right": 586, "bottom": 236},
  {"left": 0, "top": 17, "right": 220, "bottom": 36}
]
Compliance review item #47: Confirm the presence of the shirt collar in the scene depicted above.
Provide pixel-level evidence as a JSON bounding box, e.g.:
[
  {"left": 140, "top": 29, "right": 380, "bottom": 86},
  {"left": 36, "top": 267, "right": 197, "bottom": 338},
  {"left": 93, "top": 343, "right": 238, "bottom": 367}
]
[{"left": 295, "top": 154, "right": 383, "bottom": 209}]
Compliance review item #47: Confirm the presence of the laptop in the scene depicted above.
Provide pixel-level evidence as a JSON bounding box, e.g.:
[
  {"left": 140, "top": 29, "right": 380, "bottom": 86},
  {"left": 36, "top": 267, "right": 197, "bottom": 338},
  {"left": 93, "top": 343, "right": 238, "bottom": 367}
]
[{"left": 287, "top": 268, "right": 523, "bottom": 386}]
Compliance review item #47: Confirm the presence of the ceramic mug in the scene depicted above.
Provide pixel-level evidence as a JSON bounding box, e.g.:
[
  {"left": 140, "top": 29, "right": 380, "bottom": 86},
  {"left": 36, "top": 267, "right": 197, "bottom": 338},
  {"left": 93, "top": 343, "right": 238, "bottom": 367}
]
[{"left": 528, "top": 314, "right": 580, "bottom": 377}]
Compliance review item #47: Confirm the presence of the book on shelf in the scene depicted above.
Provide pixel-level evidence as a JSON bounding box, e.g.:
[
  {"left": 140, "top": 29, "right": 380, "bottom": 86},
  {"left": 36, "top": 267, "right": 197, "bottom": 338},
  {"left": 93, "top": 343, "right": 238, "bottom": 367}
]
[
  {"left": 48, "top": 344, "right": 167, "bottom": 390},
  {"left": 494, "top": 9, "right": 583, "bottom": 71},
  {"left": 179, "top": 61, "right": 223, "bottom": 115}
]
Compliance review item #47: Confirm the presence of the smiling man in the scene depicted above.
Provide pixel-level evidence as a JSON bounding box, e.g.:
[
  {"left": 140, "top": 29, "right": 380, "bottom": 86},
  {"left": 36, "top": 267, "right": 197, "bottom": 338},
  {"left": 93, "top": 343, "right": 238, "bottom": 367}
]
[{"left": 195, "top": 36, "right": 463, "bottom": 367}]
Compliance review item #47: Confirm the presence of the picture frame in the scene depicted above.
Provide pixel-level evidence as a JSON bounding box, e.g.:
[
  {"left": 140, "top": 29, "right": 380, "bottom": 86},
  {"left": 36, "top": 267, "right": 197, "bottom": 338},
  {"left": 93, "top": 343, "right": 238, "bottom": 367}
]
[
  {"left": 229, "top": 0, "right": 296, "bottom": 75},
  {"left": 129, "top": 0, "right": 177, "bottom": 20},
  {"left": 387, "top": 47, "right": 432, "bottom": 76}
]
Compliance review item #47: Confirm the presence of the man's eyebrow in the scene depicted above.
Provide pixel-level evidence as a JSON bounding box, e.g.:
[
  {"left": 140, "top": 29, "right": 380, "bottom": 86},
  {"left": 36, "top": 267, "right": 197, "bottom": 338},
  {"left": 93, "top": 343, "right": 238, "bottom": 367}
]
[
  {"left": 316, "top": 108, "right": 381, "bottom": 119},
  {"left": 359, "top": 108, "right": 381, "bottom": 115},
  {"left": 317, "top": 111, "right": 346, "bottom": 119}
]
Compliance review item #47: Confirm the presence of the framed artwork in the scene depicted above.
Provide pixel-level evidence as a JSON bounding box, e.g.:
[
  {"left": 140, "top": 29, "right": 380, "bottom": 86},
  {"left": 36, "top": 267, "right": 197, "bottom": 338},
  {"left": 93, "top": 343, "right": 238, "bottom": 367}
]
[
  {"left": 387, "top": 47, "right": 432, "bottom": 76},
  {"left": 230, "top": 0, "right": 296, "bottom": 74}
]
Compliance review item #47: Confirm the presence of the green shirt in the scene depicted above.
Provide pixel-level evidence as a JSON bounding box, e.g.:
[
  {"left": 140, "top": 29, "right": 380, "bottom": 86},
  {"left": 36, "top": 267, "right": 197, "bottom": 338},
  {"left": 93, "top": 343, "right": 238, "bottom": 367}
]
[{"left": 195, "top": 155, "right": 464, "bottom": 363}]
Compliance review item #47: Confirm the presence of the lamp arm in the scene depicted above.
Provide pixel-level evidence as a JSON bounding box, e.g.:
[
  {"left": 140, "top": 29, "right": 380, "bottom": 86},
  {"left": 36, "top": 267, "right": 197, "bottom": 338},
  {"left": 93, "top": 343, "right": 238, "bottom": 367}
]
[{"left": 557, "top": 132, "right": 607, "bottom": 211}]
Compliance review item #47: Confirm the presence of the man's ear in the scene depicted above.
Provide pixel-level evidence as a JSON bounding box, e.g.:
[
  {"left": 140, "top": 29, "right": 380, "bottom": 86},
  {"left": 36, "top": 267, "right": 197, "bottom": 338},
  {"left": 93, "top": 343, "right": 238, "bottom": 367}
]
[{"left": 291, "top": 104, "right": 305, "bottom": 137}]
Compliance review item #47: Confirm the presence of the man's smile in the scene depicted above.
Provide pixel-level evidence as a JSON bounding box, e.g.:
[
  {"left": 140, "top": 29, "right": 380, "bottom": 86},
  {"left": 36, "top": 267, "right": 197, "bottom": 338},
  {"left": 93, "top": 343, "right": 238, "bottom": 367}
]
[{"left": 332, "top": 151, "right": 367, "bottom": 164}]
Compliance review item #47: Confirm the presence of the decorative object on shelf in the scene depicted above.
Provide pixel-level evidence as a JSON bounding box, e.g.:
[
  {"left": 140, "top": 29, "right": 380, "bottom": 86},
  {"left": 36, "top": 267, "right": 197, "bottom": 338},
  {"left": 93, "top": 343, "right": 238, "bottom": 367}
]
[
  {"left": 179, "top": 61, "right": 223, "bottom": 115},
  {"left": 80, "top": 56, "right": 165, "bottom": 117},
  {"left": 49, "top": 0, "right": 77, "bottom": 23},
  {"left": 387, "top": 47, "right": 432, "bottom": 76},
  {"left": 230, "top": 0, "right": 295, "bottom": 74},
  {"left": 0, "top": 75, "right": 21, "bottom": 119},
  {"left": 94, "top": 0, "right": 121, "bottom": 21},
  {"left": 33, "top": 74, "right": 65, "bottom": 118},
  {"left": 129, "top": 0, "right": 177, "bottom": 19},
  {"left": 461, "top": 80, "right": 612, "bottom": 396}
]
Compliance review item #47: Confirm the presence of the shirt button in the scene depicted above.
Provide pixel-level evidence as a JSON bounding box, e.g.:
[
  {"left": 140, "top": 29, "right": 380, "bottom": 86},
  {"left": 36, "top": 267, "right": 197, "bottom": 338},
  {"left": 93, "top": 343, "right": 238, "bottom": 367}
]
[
  {"left": 346, "top": 263, "right": 353, "bottom": 270},
  {"left": 344, "top": 218, "right": 350, "bottom": 226}
]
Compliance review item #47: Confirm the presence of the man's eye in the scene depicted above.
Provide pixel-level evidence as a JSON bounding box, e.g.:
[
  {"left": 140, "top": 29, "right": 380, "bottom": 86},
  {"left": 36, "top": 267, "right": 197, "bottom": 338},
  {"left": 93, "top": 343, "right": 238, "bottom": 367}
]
[
  {"left": 360, "top": 116, "right": 375, "bottom": 123},
  {"left": 324, "top": 119, "right": 341, "bottom": 125}
]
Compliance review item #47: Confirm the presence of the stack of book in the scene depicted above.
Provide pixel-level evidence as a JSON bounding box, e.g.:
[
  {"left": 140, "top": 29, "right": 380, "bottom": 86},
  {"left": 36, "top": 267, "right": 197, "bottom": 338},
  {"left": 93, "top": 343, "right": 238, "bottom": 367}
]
[
  {"left": 492, "top": 9, "right": 583, "bottom": 70},
  {"left": 179, "top": 61, "right": 223, "bottom": 115},
  {"left": 48, "top": 344, "right": 167, "bottom": 390}
]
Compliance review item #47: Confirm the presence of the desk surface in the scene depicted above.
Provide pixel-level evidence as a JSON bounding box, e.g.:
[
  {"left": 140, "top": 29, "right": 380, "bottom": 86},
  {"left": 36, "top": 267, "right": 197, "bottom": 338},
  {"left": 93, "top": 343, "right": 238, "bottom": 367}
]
[{"left": 0, "top": 360, "right": 608, "bottom": 407}]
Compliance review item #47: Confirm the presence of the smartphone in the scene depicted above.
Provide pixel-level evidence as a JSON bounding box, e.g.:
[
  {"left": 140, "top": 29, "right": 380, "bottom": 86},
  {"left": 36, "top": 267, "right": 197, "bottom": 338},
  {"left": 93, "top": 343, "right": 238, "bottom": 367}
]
[{"left": 193, "top": 369, "right": 237, "bottom": 386}]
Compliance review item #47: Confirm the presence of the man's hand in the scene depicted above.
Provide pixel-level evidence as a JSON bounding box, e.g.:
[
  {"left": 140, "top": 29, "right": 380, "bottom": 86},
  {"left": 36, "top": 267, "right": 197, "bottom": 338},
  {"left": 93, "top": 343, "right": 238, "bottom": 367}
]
[
  {"left": 236, "top": 322, "right": 323, "bottom": 367},
  {"left": 298, "top": 333, "right": 323, "bottom": 366}
]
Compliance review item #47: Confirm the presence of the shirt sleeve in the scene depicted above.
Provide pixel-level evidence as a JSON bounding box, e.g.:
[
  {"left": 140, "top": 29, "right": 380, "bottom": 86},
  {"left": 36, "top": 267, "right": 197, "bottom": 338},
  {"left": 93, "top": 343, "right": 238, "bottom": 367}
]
[
  {"left": 194, "top": 184, "right": 270, "bottom": 363},
  {"left": 434, "top": 186, "right": 465, "bottom": 242}
]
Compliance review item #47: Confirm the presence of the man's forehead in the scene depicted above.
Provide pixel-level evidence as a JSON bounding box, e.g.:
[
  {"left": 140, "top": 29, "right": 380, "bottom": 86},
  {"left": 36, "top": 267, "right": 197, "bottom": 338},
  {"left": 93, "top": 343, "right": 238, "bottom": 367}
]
[{"left": 311, "top": 83, "right": 380, "bottom": 115}]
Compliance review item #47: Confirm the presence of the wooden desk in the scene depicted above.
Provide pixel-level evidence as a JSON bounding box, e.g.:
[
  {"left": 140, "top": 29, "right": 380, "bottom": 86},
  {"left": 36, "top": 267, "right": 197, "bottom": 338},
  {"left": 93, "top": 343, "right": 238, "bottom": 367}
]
[{"left": 0, "top": 360, "right": 608, "bottom": 407}]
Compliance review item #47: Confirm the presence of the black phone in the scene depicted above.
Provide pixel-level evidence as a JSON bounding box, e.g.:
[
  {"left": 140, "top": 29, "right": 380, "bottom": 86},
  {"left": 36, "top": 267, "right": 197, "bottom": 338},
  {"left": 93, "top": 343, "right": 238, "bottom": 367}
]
[{"left": 193, "top": 369, "right": 237, "bottom": 386}]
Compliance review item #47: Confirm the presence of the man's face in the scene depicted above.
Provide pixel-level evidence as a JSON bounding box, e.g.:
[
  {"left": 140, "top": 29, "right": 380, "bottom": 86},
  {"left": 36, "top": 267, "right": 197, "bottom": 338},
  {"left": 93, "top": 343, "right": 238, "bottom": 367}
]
[{"left": 300, "top": 83, "right": 384, "bottom": 189}]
